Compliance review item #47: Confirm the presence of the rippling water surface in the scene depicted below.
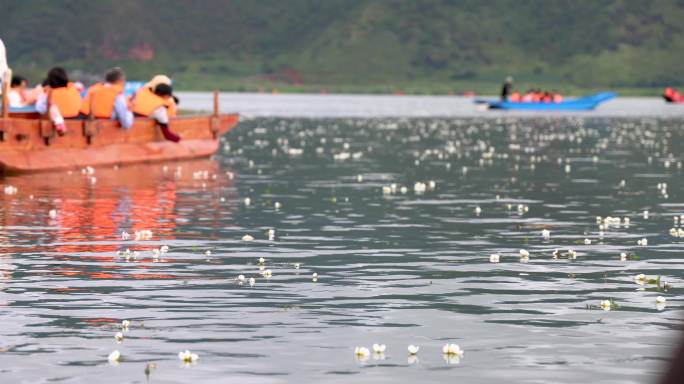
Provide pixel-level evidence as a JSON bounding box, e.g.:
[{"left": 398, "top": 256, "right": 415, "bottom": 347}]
[{"left": 1, "top": 114, "right": 684, "bottom": 383}]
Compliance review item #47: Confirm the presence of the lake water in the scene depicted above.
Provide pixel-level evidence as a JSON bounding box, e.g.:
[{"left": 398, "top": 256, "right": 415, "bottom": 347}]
[{"left": 1, "top": 94, "right": 683, "bottom": 383}]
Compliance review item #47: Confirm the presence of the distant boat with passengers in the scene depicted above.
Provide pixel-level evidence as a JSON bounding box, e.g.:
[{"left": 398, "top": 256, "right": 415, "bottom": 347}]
[
  {"left": 477, "top": 92, "right": 616, "bottom": 111},
  {"left": 475, "top": 76, "right": 616, "bottom": 111}
]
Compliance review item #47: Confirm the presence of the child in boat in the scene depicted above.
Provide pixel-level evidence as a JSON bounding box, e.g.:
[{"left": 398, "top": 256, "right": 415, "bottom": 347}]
[
  {"left": 80, "top": 67, "right": 133, "bottom": 129},
  {"left": 8, "top": 75, "right": 40, "bottom": 107},
  {"left": 35, "top": 67, "right": 82, "bottom": 135},
  {"left": 132, "top": 83, "right": 180, "bottom": 142}
]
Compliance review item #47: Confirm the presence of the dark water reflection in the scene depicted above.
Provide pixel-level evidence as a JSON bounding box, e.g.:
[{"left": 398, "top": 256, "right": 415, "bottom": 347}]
[{"left": 0, "top": 116, "right": 683, "bottom": 383}]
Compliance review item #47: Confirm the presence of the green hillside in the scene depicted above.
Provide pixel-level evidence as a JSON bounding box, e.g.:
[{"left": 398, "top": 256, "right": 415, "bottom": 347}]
[{"left": 2, "top": 0, "right": 683, "bottom": 95}]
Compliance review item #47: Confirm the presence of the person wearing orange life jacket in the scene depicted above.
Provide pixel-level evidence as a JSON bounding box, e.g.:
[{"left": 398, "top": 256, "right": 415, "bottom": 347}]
[
  {"left": 80, "top": 67, "right": 133, "bottom": 129},
  {"left": 35, "top": 67, "right": 82, "bottom": 135},
  {"left": 132, "top": 74, "right": 177, "bottom": 117},
  {"left": 132, "top": 83, "right": 180, "bottom": 142}
]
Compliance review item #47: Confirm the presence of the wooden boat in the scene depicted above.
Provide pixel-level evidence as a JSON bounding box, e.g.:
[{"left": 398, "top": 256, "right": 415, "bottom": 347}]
[
  {"left": 0, "top": 89, "right": 238, "bottom": 174},
  {"left": 475, "top": 92, "right": 616, "bottom": 111}
]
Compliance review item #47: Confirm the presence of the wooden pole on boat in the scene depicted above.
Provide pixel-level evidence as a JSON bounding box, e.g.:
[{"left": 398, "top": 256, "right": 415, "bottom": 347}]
[
  {"left": 1, "top": 68, "right": 10, "bottom": 118},
  {"left": 214, "top": 89, "right": 218, "bottom": 116}
]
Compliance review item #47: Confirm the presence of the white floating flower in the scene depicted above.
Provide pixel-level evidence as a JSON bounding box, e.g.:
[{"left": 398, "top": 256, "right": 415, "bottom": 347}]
[
  {"left": 114, "top": 332, "right": 123, "bottom": 343},
  {"left": 120, "top": 231, "right": 130, "bottom": 240},
  {"left": 242, "top": 234, "right": 254, "bottom": 241},
  {"left": 474, "top": 206, "right": 482, "bottom": 215},
  {"left": 357, "top": 175, "right": 364, "bottom": 182},
  {"left": 568, "top": 249, "right": 577, "bottom": 259},
  {"left": 442, "top": 343, "right": 464, "bottom": 357},
  {"left": 249, "top": 277, "right": 255, "bottom": 287},
  {"left": 294, "top": 263, "right": 301, "bottom": 269},
  {"left": 600, "top": 300, "right": 612, "bottom": 311},
  {"left": 519, "top": 249, "right": 530, "bottom": 258},
  {"left": 178, "top": 350, "right": 199, "bottom": 363},
  {"left": 413, "top": 182, "right": 427, "bottom": 193},
  {"left": 237, "top": 274, "right": 245, "bottom": 283},
  {"left": 584, "top": 238, "right": 591, "bottom": 245},
  {"left": 643, "top": 210, "right": 649, "bottom": 219},
  {"left": 637, "top": 238, "right": 648, "bottom": 246},
  {"left": 205, "top": 250, "right": 211, "bottom": 256},
  {"left": 160, "top": 245, "right": 169, "bottom": 254},
  {"left": 48, "top": 209, "right": 58, "bottom": 219},
  {"left": 407, "top": 345, "right": 420, "bottom": 355},
  {"left": 268, "top": 229, "right": 276, "bottom": 241},
  {"left": 634, "top": 273, "right": 647, "bottom": 284},
  {"left": 372, "top": 344, "right": 386, "bottom": 353},
  {"left": 262, "top": 269, "right": 272, "bottom": 278},
  {"left": 620, "top": 252, "right": 627, "bottom": 261},
  {"left": 541, "top": 229, "right": 550, "bottom": 239},
  {"left": 108, "top": 350, "right": 121, "bottom": 364},
  {"left": 656, "top": 296, "right": 666, "bottom": 304},
  {"left": 121, "top": 320, "right": 130, "bottom": 330},
  {"left": 244, "top": 197, "right": 251, "bottom": 206},
  {"left": 258, "top": 257, "right": 265, "bottom": 264},
  {"left": 274, "top": 202, "right": 282, "bottom": 209},
  {"left": 489, "top": 254, "right": 500, "bottom": 263},
  {"left": 354, "top": 346, "right": 370, "bottom": 360},
  {"left": 312, "top": 272, "right": 318, "bottom": 282},
  {"left": 400, "top": 186, "right": 408, "bottom": 194}
]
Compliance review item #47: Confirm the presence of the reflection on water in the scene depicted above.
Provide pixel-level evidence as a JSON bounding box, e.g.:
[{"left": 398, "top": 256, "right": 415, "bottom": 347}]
[{"left": 0, "top": 116, "right": 683, "bottom": 383}]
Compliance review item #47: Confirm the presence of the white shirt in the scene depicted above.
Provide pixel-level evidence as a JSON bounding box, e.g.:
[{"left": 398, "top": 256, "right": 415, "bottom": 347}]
[
  {"left": 8, "top": 89, "right": 23, "bottom": 107},
  {"left": 0, "top": 38, "right": 7, "bottom": 75},
  {"left": 0, "top": 38, "right": 7, "bottom": 96}
]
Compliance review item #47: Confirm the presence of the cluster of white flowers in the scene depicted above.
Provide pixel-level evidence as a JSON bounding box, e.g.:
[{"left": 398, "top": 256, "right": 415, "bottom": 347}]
[
  {"left": 192, "top": 170, "right": 210, "bottom": 180},
  {"left": 134, "top": 230, "right": 153, "bottom": 240},
  {"left": 669, "top": 228, "right": 684, "bottom": 237},
  {"left": 3, "top": 185, "right": 17, "bottom": 195}
]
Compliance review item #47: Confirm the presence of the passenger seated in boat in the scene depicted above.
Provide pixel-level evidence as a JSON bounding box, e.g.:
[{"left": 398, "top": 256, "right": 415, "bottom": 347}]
[
  {"left": 35, "top": 67, "right": 82, "bottom": 135},
  {"left": 80, "top": 67, "right": 133, "bottom": 129},
  {"left": 508, "top": 91, "right": 521, "bottom": 102},
  {"left": 663, "top": 87, "right": 682, "bottom": 102},
  {"left": 552, "top": 91, "right": 563, "bottom": 103},
  {"left": 133, "top": 74, "right": 178, "bottom": 116},
  {"left": 132, "top": 83, "right": 180, "bottom": 142},
  {"left": 8, "top": 75, "right": 40, "bottom": 107}
]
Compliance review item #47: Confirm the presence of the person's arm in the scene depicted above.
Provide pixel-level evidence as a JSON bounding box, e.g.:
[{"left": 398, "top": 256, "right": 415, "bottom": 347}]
[
  {"left": 112, "top": 94, "right": 134, "bottom": 129},
  {"left": 35, "top": 93, "right": 48, "bottom": 113}
]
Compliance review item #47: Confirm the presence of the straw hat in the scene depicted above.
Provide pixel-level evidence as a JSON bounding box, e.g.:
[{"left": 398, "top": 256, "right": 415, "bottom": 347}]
[{"left": 145, "top": 75, "right": 172, "bottom": 90}]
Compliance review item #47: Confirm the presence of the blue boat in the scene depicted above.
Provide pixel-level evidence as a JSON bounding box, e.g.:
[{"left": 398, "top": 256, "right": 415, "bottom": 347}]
[{"left": 476, "top": 92, "right": 616, "bottom": 111}]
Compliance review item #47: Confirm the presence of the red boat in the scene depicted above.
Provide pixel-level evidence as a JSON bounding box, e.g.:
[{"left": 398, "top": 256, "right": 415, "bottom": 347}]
[{"left": 0, "top": 91, "right": 238, "bottom": 174}]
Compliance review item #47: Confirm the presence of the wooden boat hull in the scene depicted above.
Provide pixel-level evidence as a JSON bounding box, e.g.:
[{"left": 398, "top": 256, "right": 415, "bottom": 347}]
[
  {"left": 476, "top": 92, "right": 616, "bottom": 111},
  {"left": 0, "top": 113, "right": 239, "bottom": 173}
]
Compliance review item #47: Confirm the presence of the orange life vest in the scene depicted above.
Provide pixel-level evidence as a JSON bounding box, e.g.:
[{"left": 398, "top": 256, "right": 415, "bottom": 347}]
[
  {"left": 49, "top": 82, "right": 82, "bottom": 118},
  {"left": 80, "top": 83, "right": 123, "bottom": 118},
  {"left": 132, "top": 87, "right": 176, "bottom": 117}
]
